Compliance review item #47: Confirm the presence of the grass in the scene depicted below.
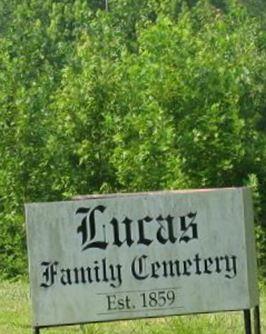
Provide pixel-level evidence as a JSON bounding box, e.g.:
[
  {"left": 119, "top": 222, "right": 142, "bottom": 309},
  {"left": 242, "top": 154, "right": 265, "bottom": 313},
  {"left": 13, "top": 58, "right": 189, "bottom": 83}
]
[{"left": 0, "top": 281, "right": 265, "bottom": 334}]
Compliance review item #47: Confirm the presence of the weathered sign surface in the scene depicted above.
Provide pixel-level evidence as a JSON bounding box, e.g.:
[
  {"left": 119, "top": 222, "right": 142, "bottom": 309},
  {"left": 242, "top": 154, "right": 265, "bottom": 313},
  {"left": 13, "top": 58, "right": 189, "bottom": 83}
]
[{"left": 25, "top": 187, "right": 259, "bottom": 328}]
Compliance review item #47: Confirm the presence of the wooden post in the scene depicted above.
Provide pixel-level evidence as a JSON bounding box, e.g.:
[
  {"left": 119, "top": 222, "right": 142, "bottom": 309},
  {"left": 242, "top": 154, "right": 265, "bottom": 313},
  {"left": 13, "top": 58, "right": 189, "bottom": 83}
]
[
  {"left": 34, "top": 327, "right": 40, "bottom": 334},
  {"left": 244, "top": 309, "right": 252, "bottom": 334}
]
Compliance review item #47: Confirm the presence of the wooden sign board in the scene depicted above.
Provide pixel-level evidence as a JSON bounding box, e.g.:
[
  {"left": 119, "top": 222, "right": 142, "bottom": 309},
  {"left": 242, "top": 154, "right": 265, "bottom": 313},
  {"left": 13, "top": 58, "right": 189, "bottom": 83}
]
[{"left": 25, "top": 188, "right": 259, "bottom": 328}]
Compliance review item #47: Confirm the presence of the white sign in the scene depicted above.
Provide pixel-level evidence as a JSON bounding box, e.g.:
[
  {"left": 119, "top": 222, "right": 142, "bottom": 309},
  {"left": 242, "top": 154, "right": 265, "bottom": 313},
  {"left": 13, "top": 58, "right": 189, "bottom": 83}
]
[{"left": 25, "top": 188, "right": 259, "bottom": 328}]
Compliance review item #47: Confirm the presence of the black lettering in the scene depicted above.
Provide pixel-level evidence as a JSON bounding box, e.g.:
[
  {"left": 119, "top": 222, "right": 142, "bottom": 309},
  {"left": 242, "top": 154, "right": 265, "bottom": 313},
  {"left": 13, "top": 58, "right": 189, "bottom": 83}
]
[
  {"left": 156, "top": 215, "right": 177, "bottom": 244},
  {"left": 109, "top": 264, "right": 122, "bottom": 288},
  {"left": 60, "top": 268, "right": 72, "bottom": 285},
  {"left": 162, "top": 260, "right": 176, "bottom": 277},
  {"left": 183, "top": 259, "right": 193, "bottom": 276},
  {"left": 107, "top": 295, "right": 117, "bottom": 310},
  {"left": 110, "top": 217, "right": 134, "bottom": 247},
  {"left": 137, "top": 216, "right": 153, "bottom": 246},
  {"left": 214, "top": 256, "right": 223, "bottom": 274},
  {"left": 94, "top": 260, "right": 101, "bottom": 282},
  {"left": 193, "top": 253, "right": 202, "bottom": 275},
  {"left": 150, "top": 261, "right": 161, "bottom": 278},
  {"left": 76, "top": 206, "right": 108, "bottom": 250},
  {"left": 40, "top": 261, "right": 58, "bottom": 288},
  {"left": 73, "top": 267, "right": 86, "bottom": 284},
  {"left": 131, "top": 255, "right": 149, "bottom": 280},
  {"left": 85, "top": 266, "right": 93, "bottom": 283},
  {"left": 118, "top": 298, "right": 125, "bottom": 309},
  {"left": 224, "top": 255, "right": 237, "bottom": 279},
  {"left": 203, "top": 257, "right": 214, "bottom": 274},
  {"left": 179, "top": 212, "right": 198, "bottom": 243}
]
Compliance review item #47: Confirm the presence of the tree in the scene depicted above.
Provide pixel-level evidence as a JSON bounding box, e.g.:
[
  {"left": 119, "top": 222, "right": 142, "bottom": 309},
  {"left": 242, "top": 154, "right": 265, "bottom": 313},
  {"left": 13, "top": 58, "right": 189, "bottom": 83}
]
[{"left": 0, "top": 0, "right": 265, "bottom": 278}]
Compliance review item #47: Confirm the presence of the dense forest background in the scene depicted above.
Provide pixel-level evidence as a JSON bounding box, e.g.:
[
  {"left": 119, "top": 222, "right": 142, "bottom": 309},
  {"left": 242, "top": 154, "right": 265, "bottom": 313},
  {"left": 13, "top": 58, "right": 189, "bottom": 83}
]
[{"left": 0, "top": 0, "right": 265, "bottom": 281}]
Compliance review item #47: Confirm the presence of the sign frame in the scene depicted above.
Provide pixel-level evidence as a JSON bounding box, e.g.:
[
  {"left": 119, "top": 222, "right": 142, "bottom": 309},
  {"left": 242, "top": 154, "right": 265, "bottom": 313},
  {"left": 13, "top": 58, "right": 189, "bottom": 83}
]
[{"left": 25, "top": 188, "right": 262, "bottom": 334}]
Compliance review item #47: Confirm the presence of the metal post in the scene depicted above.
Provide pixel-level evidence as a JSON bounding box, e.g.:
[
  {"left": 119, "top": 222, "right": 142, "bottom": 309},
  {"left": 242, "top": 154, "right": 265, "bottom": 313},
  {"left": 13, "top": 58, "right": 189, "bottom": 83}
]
[
  {"left": 254, "top": 305, "right": 261, "bottom": 334},
  {"left": 244, "top": 309, "right": 252, "bottom": 334},
  {"left": 105, "top": 0, "right": 108, "bottom": 12}
]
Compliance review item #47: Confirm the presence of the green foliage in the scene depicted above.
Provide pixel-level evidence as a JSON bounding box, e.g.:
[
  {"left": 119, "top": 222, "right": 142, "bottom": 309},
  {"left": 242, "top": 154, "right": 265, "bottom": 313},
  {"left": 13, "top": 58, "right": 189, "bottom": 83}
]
[{"left": 0, "top": 0, "right": 265, "bottom": 279}]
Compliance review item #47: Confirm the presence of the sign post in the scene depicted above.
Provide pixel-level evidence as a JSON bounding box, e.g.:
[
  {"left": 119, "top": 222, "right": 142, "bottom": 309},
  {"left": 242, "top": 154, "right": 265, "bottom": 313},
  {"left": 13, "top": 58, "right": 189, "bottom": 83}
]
[
  {"left": 254, "top": 305, "right": 261, "bottom": 334},
  {"left": 25, "top": 188, "right": 260, "bottom": 333}
]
